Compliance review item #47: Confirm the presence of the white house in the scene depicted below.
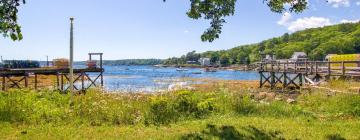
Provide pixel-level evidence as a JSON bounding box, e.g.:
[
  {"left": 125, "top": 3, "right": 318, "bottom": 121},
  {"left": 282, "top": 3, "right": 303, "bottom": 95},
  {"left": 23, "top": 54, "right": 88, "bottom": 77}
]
[
  {"left": 199, "top": 58, "right": 211, "bottom": 66},
  {"left": 290, "top": 52, "right": 308, "bottom": 62}
]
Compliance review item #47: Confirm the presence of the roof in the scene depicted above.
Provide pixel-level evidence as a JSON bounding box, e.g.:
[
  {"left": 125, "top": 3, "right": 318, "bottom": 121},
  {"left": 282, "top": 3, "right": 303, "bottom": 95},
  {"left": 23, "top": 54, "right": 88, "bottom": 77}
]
[{"left": 292, "top": 52, "right": 306, "bottom": 56}]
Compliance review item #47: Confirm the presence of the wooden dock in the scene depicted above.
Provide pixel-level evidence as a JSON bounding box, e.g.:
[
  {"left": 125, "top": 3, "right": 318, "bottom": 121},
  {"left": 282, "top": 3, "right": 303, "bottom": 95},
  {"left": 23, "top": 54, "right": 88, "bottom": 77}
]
[
  {"left": 0, "top": 53, "right": 105, "bottom": 92},
  {"left": 0, "top": 68, "right": 104, "bottom": 92},
  {"left": 258, "top": 61, "right": 360, "bottom": 89}
]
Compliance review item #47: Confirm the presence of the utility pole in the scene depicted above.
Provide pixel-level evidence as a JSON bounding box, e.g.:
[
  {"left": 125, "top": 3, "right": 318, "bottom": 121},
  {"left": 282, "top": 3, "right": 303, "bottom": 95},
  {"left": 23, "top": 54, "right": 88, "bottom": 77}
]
[{"left": 69, "top": 17, "right": 74, "bottom": 95}]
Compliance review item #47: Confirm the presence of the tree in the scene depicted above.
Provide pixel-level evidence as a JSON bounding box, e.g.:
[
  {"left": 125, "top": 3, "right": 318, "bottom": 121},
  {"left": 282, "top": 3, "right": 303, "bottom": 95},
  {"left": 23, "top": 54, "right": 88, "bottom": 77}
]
[
  {"left": 0, "top": 0, "right": 25, "bottom": 41},
  {"left": 2, "top": 0, "right": 308, "bottom": 42}
]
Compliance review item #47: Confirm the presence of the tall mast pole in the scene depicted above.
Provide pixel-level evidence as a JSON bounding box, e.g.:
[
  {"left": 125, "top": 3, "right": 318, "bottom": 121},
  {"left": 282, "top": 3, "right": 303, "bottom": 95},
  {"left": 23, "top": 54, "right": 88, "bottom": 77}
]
[{"left": 69, "top": 17, "right": 74, "bottom": 94}]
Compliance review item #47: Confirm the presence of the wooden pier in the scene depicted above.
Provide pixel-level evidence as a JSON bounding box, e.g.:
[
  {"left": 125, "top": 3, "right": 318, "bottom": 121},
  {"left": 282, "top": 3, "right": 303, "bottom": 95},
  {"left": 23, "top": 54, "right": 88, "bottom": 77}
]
[
  {"left": 258, "top": 61, "right": 360, "bottom": 89},
  {"left": 0, "top": 68, "right": 104, "bottom": 92},
  {"left": 0, "top": 53, "right": 104, "bottom": 92}
]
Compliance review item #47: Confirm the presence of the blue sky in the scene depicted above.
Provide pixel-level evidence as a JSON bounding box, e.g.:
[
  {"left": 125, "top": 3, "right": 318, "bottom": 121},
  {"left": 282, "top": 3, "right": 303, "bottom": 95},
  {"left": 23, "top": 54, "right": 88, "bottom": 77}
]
[{"left": 0, "top": 0, "right": 359, "bottom": 61}]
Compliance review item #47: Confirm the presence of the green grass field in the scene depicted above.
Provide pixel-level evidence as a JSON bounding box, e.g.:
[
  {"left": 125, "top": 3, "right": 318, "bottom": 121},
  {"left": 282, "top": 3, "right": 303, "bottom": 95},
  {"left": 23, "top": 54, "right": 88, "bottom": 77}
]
[{"left": 0, "top": 81, "right": 359, "bottom": 139}]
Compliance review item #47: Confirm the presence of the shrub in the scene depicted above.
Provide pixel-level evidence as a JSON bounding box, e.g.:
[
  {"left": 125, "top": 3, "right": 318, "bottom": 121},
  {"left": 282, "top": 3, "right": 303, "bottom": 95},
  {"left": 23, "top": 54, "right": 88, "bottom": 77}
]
[{"left": 147, "top": 97, "right": 176, "bottom": 125}]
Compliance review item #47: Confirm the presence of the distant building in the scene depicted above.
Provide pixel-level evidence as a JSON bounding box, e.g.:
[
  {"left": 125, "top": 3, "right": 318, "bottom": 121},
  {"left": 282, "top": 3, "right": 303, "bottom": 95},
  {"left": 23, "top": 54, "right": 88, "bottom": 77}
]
[
  {"left": 199, "top": 58, "right": 211, "bottom": 66},
  {"left": 186, "top": 61, "right": 198, "bottom": 65},
  {"left": 290, "top": 52, "right": 308, "bottom": 62},
  {"left": 263, "top": 54, "right": 276, "bottom": 62}
]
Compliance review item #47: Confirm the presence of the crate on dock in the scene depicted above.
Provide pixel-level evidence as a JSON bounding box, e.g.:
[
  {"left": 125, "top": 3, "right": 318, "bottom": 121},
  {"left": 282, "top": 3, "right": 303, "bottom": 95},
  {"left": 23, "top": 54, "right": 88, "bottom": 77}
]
[
  {"left": 87, "top": 60, "right": 97, "bottom": 68},
  {"left": 53, "top": 58, "right": 69, "bottom": 68}
]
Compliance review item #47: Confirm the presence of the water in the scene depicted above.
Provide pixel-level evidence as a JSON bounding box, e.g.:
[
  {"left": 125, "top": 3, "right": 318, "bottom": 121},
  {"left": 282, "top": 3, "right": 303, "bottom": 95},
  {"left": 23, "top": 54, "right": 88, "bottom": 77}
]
[{"left": 96, "top": 65, "right": 259, "bottom": 93}]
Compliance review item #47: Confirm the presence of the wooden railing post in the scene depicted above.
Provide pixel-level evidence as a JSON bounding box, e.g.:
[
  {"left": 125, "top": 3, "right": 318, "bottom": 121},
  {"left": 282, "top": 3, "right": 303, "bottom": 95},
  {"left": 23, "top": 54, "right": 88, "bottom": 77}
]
[
  {"left": 305, "top": 60, "right": 308, "bottom": 74},
  {"left": 315, "top": 61, "right": 318, "bottom": 75},
  {"left": 342, "top": 61, "right": 345, "bottom": 76},
  {"left": 34, "top": 74, "right": 38, "bottom": 90},
  {"left": 294, "top": 61, "right": 297, "bottom": 73},
  {"left": 328, "top": 61, "right": 331, "bottom": 78},
  {"left": 283, "top": 62, "right": 286, "bottom": 72}
]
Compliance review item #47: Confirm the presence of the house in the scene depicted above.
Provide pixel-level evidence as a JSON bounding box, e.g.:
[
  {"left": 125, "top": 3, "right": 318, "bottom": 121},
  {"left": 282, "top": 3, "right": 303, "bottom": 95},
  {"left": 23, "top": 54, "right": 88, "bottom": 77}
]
[
  {"left": 186, "top": 61, "right": 198, "bottom": 65},
  {"left": 262, "top": 54, "right": 276, "bottom": 62},
  {"left": 290, "top": 52, "right": 308, "bottom": 62},
  {"left": 199, "top": 58, "right": 211, "bottom": 66}
]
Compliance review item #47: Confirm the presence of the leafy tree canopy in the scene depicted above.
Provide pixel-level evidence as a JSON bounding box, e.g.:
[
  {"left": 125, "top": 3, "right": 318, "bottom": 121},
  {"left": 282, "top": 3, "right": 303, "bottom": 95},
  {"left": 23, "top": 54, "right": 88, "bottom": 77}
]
[
  {"left": 1, "top": 0, "right": 307, "bottom": 41},
  {"left": 0, "top": 0, "right": 25, "bottom": 41}
]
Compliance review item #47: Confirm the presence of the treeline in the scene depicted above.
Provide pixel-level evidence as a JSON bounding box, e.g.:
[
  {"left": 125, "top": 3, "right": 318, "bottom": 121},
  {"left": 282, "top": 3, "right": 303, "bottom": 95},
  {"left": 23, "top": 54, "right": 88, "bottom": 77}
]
[
  {"left": 164, "top": 22, "right": 360, "bottom": 65},
  {"left": 103, "top": 59, "right": 163, "bottom": 66}
]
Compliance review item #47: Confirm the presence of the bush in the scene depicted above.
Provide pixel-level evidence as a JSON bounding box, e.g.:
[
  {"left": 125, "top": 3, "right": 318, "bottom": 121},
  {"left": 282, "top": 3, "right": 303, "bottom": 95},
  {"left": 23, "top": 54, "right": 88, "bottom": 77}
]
[
  {"left": 147, "top": 97, "right": 176, "bottom": 125},
  {"left": 146, "top": 90, "right": 217, "bottom": 125}
]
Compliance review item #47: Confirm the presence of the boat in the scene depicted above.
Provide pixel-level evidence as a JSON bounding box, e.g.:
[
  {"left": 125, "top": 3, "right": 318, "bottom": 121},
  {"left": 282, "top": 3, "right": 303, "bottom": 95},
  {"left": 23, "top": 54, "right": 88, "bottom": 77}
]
[
  {"left": 192, "top": 72, "right": 202, "bottom": 74},
  {"left": 204, "top": 67, "right": 217, "bottom": 72},
  {"left": 176, "top": 68, "right": 189, "bottom": 71}
]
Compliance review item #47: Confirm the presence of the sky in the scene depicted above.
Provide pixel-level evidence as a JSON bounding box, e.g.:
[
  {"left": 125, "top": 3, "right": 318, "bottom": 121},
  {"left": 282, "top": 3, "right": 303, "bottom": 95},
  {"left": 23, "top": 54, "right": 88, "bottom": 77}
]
[{"left": 0, "top": 0, "right": 359, "bottom": 61}]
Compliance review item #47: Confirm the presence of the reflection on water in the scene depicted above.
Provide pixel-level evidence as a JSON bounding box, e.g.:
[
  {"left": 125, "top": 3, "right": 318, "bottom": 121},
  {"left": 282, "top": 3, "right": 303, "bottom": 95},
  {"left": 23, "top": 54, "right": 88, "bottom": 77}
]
[{"left": 89, "top": 65, "right": 259, "bottom": 93}]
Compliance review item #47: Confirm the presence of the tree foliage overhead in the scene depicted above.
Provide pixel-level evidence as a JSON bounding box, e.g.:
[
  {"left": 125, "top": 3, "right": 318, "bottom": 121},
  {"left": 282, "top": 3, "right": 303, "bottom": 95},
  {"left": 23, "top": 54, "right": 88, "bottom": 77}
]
[{"left": 0, "top": 0, "right": 25, "bottom": 41}]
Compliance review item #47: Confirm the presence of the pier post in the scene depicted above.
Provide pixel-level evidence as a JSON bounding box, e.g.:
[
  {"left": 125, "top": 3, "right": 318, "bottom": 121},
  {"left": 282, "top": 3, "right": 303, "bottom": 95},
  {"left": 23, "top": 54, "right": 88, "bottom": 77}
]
[
  {"left": 283, "top": 73, "right": 287, "bottom": 88},
  {"left": 259, "top": 72, "right": 263, "bottom": 88},
  {"left": 34, "top": 74, "right": 38, "bottom": 90},
  {"left": 271, "top": 72, "right": 275, "bottom": 89},
  {"left": 24, "top": 74, "right": 28, "bottom": 88},
  {"left": 299, "top": 73, "right": 303, "bottom": 87}
]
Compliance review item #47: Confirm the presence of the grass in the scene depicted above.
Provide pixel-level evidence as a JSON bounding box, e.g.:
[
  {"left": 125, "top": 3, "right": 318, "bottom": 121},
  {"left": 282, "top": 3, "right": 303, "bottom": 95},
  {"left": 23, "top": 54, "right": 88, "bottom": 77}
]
[{"left": 0, "top": 80, "right": 360, "bottom": 139}]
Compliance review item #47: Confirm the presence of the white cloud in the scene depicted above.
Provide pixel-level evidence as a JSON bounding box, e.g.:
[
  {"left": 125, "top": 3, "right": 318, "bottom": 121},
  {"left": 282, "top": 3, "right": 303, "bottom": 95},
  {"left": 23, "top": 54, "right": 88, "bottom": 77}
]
[
  {"left": 340, "top": 19, "right": 360, "bottom": 23},
  {"left": 287, "top": 17, "right": 332, "bottom": 32},
  {"left": 356, "top": 1, "right": 360, "bottom": 5},
  {"left": 327, "top": 0, "right": 350, "bottom": 8},
  {"left": 277, "top": 13, "right": 332, "bottom": 32},
  {"left": 277, "top": 12, "right": 292, "bottom": 26}
]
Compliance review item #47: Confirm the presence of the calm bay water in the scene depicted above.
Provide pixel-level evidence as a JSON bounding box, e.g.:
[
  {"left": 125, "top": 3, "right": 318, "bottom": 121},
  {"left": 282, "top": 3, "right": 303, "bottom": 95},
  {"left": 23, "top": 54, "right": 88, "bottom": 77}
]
[{"left": 95, "top": 65, "right": 259, "bottom": 93}]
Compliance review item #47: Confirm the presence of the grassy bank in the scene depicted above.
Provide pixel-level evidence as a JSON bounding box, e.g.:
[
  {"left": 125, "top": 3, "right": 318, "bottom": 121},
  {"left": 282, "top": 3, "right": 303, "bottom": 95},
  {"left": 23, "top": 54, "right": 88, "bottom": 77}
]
[{"left": 0, "top": 81, "right": 360, "bottom": 139}]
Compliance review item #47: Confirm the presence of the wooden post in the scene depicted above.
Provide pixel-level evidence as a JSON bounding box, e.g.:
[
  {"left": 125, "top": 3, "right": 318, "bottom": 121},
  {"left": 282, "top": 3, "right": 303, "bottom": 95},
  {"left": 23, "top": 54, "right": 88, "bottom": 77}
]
[
  {"left": 310, "top": 61, "right": 313, "bottom": 74},
  {"left": 56, "top": 73, "right": 60, "bottom": 90},
  {"left": 328, "top": 61, "right": 331, "bottom": 77},
  {"left": 305, "top": 60, "right": 308, "bottom": 74},
  {"left": 283, "top": 73, "right": 287, "bottom": 88},
  {"left": 294, "top": 62, "right": 297, "bottom": 73},
  {"left": 283, "top": 62, "right": 286, "bottom": 73},
  {"left": 81, "top": 72, "right": 85, "bottom": 91},
  {"left": 299, "top": 73, "right": 303, "bottom": 87},
  {"left": 259, "top": 72, "right": 263, "bottom": 88},
  {"left": 100, "top": 53, "right": 104, "bottom": 87},
  {"left": 34, "top": 74, "right": 38, "bottom": 90},
  {"left": 61, "top": 74, "right": 64, "bottom": 91},
  {"left": 24, "top": 75, "right": 28, "bottom": 88},
  {"left": 271, "top": 72, "right": 275, "bottom": 89},
  {"left": 265, "top": 63, "right": 268, "bottom": 71},
  {"left": 342, "top": 61, "right": 345, "bottom": 76},
  {"left": 315, "top": 61, "right": 318, "bottom": 75}
]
